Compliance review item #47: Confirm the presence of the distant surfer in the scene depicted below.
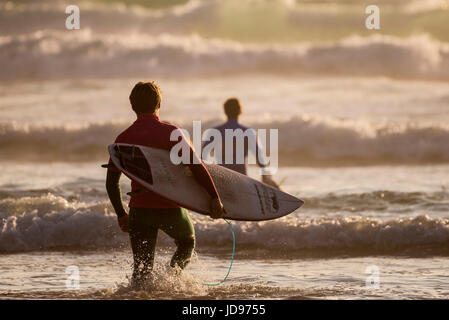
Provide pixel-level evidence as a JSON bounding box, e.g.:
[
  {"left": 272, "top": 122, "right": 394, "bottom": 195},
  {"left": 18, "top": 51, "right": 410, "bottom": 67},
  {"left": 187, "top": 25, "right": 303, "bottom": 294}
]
[
  {"left": 203, "top": 98, "right": 280, "bottom": 189},
  {"left": 105, "top": 81, "right": 225, "bottom": 287}
]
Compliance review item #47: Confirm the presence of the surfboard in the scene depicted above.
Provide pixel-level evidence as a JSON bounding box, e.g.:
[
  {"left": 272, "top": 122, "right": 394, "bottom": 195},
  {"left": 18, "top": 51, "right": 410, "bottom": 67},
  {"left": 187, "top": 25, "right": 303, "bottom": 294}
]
[{"left": 108, "top": 143, "right": 304, "bottom": 221}]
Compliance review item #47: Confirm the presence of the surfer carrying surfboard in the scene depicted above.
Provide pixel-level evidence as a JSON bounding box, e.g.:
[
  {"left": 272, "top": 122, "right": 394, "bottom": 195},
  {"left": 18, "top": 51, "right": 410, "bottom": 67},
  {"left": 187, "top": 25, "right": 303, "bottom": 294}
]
[{"left": 105, "top": 81, "right": 225, "bottom": 287}]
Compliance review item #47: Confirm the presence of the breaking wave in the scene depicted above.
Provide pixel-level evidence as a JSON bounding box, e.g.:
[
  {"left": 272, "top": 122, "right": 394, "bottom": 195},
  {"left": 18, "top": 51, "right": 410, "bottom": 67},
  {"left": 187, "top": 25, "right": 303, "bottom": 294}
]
[
  {"left": 1, "top": 194, "right": 449, "bottom": 256},
  {"left": 1, "top": 117, "right": 449, "bottom": 165},
  {"left": 1, "top": 29, "right": 449, "bottom": 81}
]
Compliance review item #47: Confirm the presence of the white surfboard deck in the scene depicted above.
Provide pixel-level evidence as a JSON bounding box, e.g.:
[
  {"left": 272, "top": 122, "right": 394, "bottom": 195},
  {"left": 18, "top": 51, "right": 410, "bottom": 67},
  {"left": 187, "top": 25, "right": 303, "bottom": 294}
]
[{"left": 108, "top": 143, "right": 303, "bottom": 221}]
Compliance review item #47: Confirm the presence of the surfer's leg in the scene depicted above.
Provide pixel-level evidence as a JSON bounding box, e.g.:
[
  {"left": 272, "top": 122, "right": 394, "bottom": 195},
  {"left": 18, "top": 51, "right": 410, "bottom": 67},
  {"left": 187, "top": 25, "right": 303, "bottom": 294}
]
[
  {"left": 128, "top": 207, "right": 158, "bottom": 285},
  {"left": 170, "top": 235, "right": 195, "bottom": 269},
  {"left": 157, "top": 207, "right": 195, "bottom": 269}
]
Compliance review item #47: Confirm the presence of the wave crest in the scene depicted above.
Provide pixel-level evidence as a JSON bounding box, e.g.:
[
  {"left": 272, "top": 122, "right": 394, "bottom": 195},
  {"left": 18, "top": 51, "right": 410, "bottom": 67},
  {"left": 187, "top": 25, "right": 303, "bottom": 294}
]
[
  {"left": 1, "top": 118, "right": 449, "bottom": 165},
  {"left": 1, "top": 195, "right": 449, "bottom": 256},
  {"left": 2, "top": 30, "right": 449, "bottom": 80}
]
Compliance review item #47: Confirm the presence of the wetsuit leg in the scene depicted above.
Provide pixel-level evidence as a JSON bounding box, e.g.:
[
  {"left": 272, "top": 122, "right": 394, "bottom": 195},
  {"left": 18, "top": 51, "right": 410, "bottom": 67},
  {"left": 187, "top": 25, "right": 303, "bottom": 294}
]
[
  {"left": 170, "top": 236, "right": 195, "bottom": 269},
  {"left": 155, "top": 207, "right": 196, "bottom": 269},
  {"left": 128, "top": 207, "right": 195, "bottom": 278},
  {"left": 128, "top": 207, "right": 158, "bottom": 284}
]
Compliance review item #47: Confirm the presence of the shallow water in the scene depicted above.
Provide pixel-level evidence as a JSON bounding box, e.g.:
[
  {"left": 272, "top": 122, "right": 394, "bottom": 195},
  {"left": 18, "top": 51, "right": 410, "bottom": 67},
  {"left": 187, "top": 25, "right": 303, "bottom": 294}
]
[
  {"left": 2, "top": 250, "right": 449, "bottom": 299},
  {"left": 1, "top": 164, "right": 448, "bottom": 299}
]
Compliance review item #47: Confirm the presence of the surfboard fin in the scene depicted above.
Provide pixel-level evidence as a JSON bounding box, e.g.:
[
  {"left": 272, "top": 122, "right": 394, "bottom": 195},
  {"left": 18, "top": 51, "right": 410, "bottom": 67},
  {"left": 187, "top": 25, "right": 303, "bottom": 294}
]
[{"left": 126, "top": 188, "right": 148, "bottom": 196}]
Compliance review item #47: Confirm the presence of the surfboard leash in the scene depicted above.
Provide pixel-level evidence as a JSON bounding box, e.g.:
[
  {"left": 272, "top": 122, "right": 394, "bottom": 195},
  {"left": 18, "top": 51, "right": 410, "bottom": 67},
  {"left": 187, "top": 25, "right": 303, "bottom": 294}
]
[{"left": 192, "top": 212, "right": 236, "bottom": 287}]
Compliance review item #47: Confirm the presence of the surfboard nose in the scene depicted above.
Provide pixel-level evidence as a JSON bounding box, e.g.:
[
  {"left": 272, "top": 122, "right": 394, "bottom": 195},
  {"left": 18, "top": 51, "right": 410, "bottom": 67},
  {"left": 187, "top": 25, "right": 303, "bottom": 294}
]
[{"left": 288, "top": 193, "right": 304, "bottom": 210}]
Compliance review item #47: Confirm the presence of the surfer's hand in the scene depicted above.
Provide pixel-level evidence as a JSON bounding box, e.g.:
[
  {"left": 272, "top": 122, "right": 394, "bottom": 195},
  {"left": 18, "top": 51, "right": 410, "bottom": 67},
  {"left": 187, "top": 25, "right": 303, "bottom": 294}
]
[
  {"left": 262, "top": 175, "right": 280, "bottom": 190},
  {"left": 210, "top": 197, "right": 225, "bottom": 219},
  {"left": 117, "top": 214, "right": 129, "bottom": 233}
]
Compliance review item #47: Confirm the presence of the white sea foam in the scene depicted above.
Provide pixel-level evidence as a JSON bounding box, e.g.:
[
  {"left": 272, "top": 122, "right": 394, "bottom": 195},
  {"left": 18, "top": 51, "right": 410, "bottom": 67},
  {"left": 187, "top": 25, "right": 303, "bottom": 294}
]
[
  {"left": 1, "top": 29, "right": 449, "bottom": 81},
  {"left": 1, "top": 117, "right": 449, "bottom": 164},
  {"left": 1, "top": 194, "right": 449, "bottom": 255}
]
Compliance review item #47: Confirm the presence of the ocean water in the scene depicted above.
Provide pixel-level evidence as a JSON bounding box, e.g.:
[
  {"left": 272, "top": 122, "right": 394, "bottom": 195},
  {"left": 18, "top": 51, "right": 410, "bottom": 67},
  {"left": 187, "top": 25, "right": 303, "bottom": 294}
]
[
  {"left": 1, "top": 0, "right": 449, "bottom": 299},
  {"left": 1, "top": 163, "right": 449, "bottom": 299}
]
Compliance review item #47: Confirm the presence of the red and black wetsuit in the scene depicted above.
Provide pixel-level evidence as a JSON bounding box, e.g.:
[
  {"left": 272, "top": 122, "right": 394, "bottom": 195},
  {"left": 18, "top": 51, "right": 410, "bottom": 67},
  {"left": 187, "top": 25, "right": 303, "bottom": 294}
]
[{"left": 106, "top": 114, "right": 220, "bottom": 284}]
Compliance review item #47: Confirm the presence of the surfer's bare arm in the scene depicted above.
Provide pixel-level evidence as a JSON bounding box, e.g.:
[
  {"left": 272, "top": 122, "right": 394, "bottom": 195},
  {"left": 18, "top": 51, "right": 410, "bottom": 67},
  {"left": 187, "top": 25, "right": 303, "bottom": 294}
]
[{"left": 106, "top": 170, "right": 128, "bottom": 218}]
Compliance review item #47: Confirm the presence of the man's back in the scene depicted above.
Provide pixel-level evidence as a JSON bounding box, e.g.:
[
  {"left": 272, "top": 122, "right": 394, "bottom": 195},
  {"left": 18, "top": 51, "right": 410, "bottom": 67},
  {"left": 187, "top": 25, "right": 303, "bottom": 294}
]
[
  {"left": 110, "top": 113, "right": 181, "bottom": 208},
  {"left": 115, "top": 114, "right": 175, "bottom": 150},
  {"left": 110, "top": 112, "right": 221, "bottom": 209}
]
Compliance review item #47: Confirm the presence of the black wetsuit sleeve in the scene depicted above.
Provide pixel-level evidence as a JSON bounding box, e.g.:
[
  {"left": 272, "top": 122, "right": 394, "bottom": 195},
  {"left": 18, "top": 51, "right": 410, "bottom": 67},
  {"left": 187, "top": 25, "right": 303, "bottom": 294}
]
[{"left": 106, "top": 170, "right": 127, "bottom": 218}]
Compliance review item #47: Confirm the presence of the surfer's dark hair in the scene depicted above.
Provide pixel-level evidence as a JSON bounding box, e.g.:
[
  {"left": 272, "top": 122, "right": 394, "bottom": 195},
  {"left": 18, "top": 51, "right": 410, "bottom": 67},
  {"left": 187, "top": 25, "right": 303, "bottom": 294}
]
[
  {"left": 129, "top": 81, "right": 162, "bottom": 114},
  {"left": 224, "top": 98, "right": 242, "bottom": 119}
]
